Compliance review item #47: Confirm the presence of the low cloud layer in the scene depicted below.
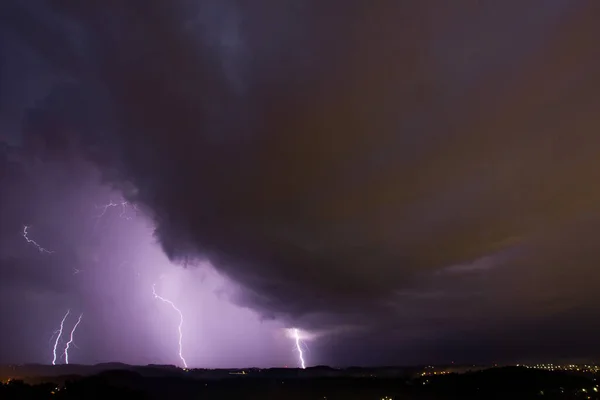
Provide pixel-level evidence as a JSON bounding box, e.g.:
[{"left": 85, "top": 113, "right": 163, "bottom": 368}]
[{"left": 2, "top": 0, "right": 600, "bottom": 365}]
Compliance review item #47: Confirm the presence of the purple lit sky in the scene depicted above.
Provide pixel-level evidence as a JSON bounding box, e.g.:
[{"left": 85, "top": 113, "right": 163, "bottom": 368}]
[
  {"left": 0, "top": 173, "right": 296, "bottom": 367},
  {"left": 3, "top": 0, "right": 600, "bottom": 368}
]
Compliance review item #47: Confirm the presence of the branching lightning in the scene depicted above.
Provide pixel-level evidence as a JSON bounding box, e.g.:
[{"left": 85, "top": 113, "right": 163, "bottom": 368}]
[
  {"left": 94, "top": 199, "right": 137, "bottom": 221},
  {"left": 52, "top": 310, "right": 70, "bottom": 366},
  {"left": 293, "top": 328, "right": 306, "bottom": 369},
  {"left": 64, "top": 314, "right": 83, "bottom": 364},
  {"left": 22, "top": 225, "right": 54, "bottom": 254},
  {"left": 152, "top": 284, "right": 188, "bottom": 368}
]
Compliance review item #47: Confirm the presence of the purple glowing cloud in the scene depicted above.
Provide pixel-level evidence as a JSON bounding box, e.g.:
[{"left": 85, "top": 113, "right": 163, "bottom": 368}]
[{"left": 60, "top": 189, "right": 295, "bottom": 367}]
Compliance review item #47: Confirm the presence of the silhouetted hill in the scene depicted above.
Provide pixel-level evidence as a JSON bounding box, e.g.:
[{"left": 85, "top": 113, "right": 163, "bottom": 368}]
[
  {"left": 307, "top": 365, "right": 335, "bottom": 370},
  {"left": 1, "top": 366, "right": 598, "bottom": 399}
]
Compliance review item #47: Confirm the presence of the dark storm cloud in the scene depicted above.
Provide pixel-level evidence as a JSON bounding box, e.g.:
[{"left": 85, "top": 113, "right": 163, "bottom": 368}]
[{"left": 4, "top": 0, "right": 600, "bottom": 363}]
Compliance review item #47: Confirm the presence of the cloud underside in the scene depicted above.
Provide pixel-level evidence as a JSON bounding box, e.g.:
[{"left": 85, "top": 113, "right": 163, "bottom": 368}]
[{"left": 5, "top": 0, "right": 600, "bottom": 352}]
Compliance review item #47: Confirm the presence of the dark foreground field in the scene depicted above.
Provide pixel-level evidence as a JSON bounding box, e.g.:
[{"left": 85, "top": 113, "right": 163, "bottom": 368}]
[{"left": 1, "top": 366, "right": 598, "bottom": 399}]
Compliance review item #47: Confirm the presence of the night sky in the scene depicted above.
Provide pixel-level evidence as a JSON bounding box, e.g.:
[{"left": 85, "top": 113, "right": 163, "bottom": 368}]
[{"left": 1, "top": 1, "right": 600, "bottom": 368}]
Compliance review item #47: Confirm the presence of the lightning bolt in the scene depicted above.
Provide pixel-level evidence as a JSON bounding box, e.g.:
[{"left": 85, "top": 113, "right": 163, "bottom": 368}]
[
  {"left": 293, "top": 328, "right": 306, "bottom": 369},
  {"left": 94, "top": 200, "right": 136, "bottom": 221},
  {"left": 63, "top": 314, "right": 83, "bottom": 364},
  {"left": 22, "top": 225, "right": 54, "bottom": 254},
  {"left": 152, "top": 284, "right": 188, "bottom": 368},
  {"left": 52, "top": 310, "right": 70, "bottom": 366}
]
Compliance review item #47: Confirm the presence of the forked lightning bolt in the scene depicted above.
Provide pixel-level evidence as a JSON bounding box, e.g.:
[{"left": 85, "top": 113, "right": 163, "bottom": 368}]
[
  {"left": 293, "top": 328, "right": 306, "bottom": 369},
  {"left": 22, "top": 225, "right": 54, "bottom": 254},
  {"left": 64, "top": 314, "right": 83, "bottom": 364},
  {"left": 52, "top": 310, "right": 70, "bottom": 365},
  {"left": 152, "top": 284, "right": 188, "bottom": 368},
  {"left": 94, "top": 200, "right": 137, "bottom": 221}
]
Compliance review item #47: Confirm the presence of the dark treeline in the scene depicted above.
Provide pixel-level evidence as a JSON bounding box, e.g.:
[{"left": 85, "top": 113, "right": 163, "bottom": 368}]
[{"left": 1, "top": 367, "right": 598, "bottom": 399}]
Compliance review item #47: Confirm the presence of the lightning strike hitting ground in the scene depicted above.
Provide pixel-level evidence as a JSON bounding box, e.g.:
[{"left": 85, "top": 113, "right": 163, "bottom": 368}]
[
  {"left": 22, "top": 225, "right": 54, "bottom": 254},
  {"left": 52, "top": 310, "right": 70, "bottom": 366},
  {"left": 152, "top": 284, "right": 188, "bottom": 368},
  {"left": 64, "top": 314, "right": 83, "bottom": 364},
  {"left": 293, "top": 328, "right": 306, "bottom": 369}
]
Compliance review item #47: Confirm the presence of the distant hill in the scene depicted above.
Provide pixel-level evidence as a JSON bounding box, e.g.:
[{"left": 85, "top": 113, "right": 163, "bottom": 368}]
[{"left": 2, "top": 367, "right": 598, "bottom": 399}]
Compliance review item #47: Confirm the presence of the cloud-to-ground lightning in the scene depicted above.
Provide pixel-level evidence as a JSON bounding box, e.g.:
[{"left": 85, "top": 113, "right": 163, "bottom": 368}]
[
  {"left": 293, "top": 328, "right": 306, "bottom": 369},
  {"left": 22, "top": 225, "right": 54, "bottom": 254},
  {"left": 63, "top": 314, "right": 83, "bottom": 364},
  {"left": 152, "top": 284, "right": 188, "bottom": 368},
  {"left": 52, "top": 310, "right": 70, "bottom": 366}
]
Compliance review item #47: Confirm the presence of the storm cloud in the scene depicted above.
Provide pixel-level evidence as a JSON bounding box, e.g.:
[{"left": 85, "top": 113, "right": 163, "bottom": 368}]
[{"left": 2, "top": 0, "right": 600, "bottom": 365}]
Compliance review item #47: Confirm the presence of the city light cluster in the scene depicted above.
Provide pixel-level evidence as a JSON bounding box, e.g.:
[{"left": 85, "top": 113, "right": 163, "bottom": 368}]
[
  {"left": 520, "top": 363, "right": 600, "bottom": 374},
  {"left": 421, "top": 371, "right": 450, "bottom": 376}
]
